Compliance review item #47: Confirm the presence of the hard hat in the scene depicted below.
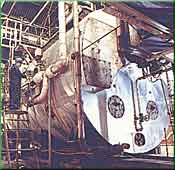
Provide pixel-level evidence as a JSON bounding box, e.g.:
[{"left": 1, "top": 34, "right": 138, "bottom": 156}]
[{"left": 15, "top": 57, "right": 23, "bottom": 63}]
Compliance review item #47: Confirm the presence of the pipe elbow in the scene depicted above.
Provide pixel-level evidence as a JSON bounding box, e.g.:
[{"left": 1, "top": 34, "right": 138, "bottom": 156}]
[
  {"left": 45, "top": 65, "right": 57, "bottom": 79},
  {"left": 30, "top": 59, "right": 68, "bottom": 105},
  {"left": 45, "top": 59, "right": 68, "bottom": 79},
  {"left": 32, "top": 74, "right": 48, "bottom": 104},
  {"left": 51, "top": 59, "right": 68, "bottom": 75}
]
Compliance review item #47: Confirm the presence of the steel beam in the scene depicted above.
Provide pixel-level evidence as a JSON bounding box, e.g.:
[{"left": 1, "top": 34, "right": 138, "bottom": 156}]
[
  {"left": 5, "top": 1, "right": 16, "bottom": 17},
  {"left": 2, "top": 1, "right": 16, "bottom": 25},
  {"left": 104, "top": 2, "right": 172, "bottom": 39},
  {"left": 24, "top": 1, "right": 50, "bottom": 32}
]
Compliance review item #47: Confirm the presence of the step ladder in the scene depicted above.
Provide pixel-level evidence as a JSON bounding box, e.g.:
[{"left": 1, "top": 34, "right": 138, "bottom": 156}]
[{"left": 2, "top": 110, "right": 40, "bottom": 168}]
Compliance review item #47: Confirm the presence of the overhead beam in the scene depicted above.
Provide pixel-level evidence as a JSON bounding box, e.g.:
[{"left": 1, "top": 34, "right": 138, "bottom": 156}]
[
  {"left": 40, "top": 1, "right": 53, "bottom": 37},
  {"left": 2, "top": 13, "right": 49, "bottom": 30},
  {"left": 24, "top": 1, "right": 50, "bottom": 32},
  {"left": 6, "top": 1, "right": 16, "bottom": 17},
  {"left": 150, "top": 47, "right": 173, "bottom": 63},
  {"left": 2, "top": 1, "right": 16, "bottom": 25},
  {"left": 104, "top": 2, "right": 172, "bottom": 39}
]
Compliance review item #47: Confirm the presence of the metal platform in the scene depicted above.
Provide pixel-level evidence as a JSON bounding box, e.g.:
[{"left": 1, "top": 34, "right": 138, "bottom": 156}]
[{"left": 2, "top": 151, "right": 172, "bottom": 169}]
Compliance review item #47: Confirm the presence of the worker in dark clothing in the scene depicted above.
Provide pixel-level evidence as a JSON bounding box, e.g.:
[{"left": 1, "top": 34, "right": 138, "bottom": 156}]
[{"left": 9, "top": 57, "right": 26, "bottom": 110}]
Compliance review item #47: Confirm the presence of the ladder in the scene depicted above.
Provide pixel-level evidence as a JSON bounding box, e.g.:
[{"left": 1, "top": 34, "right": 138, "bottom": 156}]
[
  {"left": 2, "top": 110, "right": 40, "bottom": 168},
  {"left": 2, "top": 64, "right": 40, "bottom": 168}
]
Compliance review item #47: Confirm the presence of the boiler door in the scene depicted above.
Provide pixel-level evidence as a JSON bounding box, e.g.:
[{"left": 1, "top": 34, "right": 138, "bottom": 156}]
[{"left": 82, "top": 63, "right": 169, "bottom": 153}]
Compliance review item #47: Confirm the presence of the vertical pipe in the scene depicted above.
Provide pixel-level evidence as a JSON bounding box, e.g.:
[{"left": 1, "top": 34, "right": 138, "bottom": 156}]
[
  {"left": 164, "top": 128, "right": 169, "bottom": 157},
  {"left": 160, "top": 79, "right": 171, "bottom": 116},
  {"left": 116, "top": 24, "right": 123, "bottom": 66},
  {"left": 131, "top": 132, "right": 135, "bottom": 153},
  {"left": 116, "top": 20, "right": 130, "bottom": 65},
  {"left": 165, "top": 70, "right": 173, "bottom": 127},
  {"left": 59, "top": 1, "right": 67, "bottom": 60},
  {"left": 130, "top": 79, "right": 142, "bottom": 131},
  {"left": 48, "top": 79, "right": 52, "bottom": 168},
  {"left": 135, "top": 79, "right": 143, "bottom": 130},
  {"left": 160, "top": 79, "right": 169, "bottom": 157},
  {"left": 73, "top": 1, "right": 85, "bottom": 141}
]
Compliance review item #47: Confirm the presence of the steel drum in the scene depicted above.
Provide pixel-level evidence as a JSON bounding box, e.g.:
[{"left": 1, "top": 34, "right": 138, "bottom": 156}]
[{"left": 20, "top": 10, "right": 170, "bottom": 153}]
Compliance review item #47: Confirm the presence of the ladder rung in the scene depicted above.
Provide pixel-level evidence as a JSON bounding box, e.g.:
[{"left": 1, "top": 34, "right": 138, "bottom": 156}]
[
  {"left": 5, "top": 110, "right": 28, "bottom": 115},
  {"left": 5, "top": 119, "right": 29, "bottom": 121},
  {"left": 7, "top": 128, "right": 32, "bottom": 131},
  {"left": 7, "top": 138, "right": 31, "bottom": 141},
  {"left": 2, "top": 148, "right": 36, "bottom": 152}
]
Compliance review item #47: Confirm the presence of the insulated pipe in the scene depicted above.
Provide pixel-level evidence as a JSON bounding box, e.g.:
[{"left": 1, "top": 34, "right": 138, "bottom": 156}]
[
  {"left": 46, "top": 0, "right": 68, "bottom": 78},
  {"left": 59, "top": 1, "right": 67, "bottom": 60},
  {"left": 46, "top": 59, "right": 68, "bottom": 78},
  {"left": 32, "top": 74, "right": 48, "bottom": 104},
  {"left": 31, "top": 61, "right": 68, "bottom": 104}
]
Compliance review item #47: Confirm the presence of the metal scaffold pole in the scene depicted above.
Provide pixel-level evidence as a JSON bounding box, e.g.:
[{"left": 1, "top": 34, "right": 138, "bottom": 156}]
[
  {"left": 73, "top": 1, "right": 85, "bottom": 143},
  {"left": 48, "top": 79, "right": 52, "bottom": 168}
]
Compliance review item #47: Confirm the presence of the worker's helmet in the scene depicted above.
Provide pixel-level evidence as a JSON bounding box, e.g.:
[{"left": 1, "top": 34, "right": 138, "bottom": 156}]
[{"left": 15, "top": 57, "right": 23, "bottom": 63}]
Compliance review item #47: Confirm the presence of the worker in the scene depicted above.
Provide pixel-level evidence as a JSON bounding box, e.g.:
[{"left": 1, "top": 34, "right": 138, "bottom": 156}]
[{"left": 9, "top": 57, "right": 26, "bottom": 110}]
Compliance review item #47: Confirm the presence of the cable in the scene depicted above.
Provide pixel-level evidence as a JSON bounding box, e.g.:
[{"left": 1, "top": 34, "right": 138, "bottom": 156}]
[{"left": 82, "top": 25, "right": 120, "bottom": 51}]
